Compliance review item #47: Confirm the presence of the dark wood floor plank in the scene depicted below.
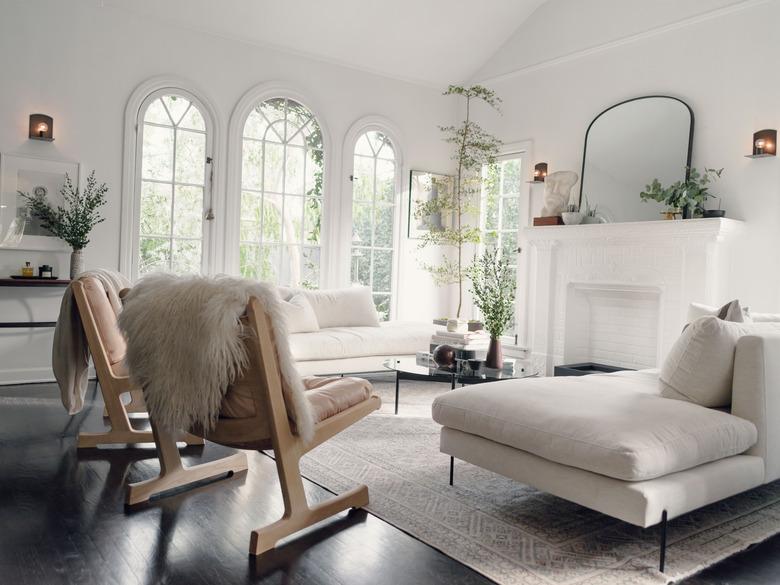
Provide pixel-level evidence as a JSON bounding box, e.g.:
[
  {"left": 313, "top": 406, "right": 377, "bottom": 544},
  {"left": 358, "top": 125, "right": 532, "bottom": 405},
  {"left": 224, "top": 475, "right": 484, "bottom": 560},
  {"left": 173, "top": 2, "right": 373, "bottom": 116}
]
[{"left": 2, "top": 381, "right": 779, "bottom": 584}]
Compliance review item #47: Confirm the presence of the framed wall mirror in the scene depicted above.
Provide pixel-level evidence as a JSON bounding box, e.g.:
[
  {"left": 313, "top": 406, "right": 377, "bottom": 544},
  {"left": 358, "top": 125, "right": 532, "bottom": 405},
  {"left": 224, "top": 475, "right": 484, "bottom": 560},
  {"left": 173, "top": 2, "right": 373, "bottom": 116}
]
[{"left": 579, "top": 96, "right": 694, "bottom": 222}]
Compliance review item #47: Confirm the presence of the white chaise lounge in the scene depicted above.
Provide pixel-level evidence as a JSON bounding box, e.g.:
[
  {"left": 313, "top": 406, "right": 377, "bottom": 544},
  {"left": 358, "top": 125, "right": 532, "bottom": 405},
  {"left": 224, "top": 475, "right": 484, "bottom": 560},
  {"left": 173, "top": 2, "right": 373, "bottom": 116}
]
[{"left": 432, "top": 330, "right": 780, "bottom": 572}]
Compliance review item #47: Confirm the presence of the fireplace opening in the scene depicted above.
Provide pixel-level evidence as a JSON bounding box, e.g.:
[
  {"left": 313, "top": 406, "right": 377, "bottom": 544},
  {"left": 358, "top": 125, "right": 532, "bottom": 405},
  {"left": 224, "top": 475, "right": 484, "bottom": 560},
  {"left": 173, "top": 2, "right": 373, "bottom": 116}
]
[{"left": 563, "top": 283, "right": 662, "bottom": 370}]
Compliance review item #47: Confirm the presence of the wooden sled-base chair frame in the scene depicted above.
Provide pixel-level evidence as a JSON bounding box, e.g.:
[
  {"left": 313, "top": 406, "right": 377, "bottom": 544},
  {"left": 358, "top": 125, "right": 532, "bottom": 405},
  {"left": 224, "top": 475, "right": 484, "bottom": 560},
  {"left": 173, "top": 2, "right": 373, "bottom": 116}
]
[
  {"left": 126, "top": 296, "right": 381, "bottom": 555},
  {"left": 72, "top": 278, "right": 203, "bottom": 449}
]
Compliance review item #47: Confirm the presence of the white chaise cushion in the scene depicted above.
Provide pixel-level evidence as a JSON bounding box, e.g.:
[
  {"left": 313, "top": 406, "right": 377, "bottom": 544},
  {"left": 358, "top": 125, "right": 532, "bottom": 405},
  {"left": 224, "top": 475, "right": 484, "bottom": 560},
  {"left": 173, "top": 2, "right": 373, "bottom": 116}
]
[
  {"left": 660, "top": 317, "right": 780, "bottom": 407},
  {"left": 432, "top": 370, "right": 757, "bottom": 482},
  {"left": 289, "top": 321, "right": 433, "bottom": 362},
  {"left": 279, "top": 294, "right": 320, "bottom": 334}
]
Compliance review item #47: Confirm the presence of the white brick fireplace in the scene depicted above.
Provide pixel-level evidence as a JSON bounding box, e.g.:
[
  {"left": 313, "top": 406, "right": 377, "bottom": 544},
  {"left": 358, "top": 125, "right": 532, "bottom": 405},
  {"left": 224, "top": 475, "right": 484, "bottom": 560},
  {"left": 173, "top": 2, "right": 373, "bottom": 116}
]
[{"left": 523, "top": 218, "right": 744, "bottom": 376}]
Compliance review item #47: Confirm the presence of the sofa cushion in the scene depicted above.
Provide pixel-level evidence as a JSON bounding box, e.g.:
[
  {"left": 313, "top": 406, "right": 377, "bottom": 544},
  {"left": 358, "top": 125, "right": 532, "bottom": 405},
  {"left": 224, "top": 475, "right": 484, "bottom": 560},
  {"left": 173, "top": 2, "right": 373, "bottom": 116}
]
[
  {"left": 291, "top": 286, "right": 380, "bottom": 328},
  {"left": 289, "top": 321, "right": 433, "bottom": 362},
  {"left": 280, "top": 294, "right": 319, "bottom": 334},
  {"left": 687, "top": 300, "right": 750, "bottom": 324},
  {"left": 432, "top": 370, "right": 757, "bottom": 482},
  {"left": 660, "top": 317, "right": 780, "bottom": 407}
]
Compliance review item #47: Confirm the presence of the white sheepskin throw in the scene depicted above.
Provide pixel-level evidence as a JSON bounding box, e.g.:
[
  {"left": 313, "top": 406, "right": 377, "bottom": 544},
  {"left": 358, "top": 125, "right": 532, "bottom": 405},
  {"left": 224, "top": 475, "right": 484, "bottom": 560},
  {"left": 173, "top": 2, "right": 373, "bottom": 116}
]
[{"left": 118, "top": 274, "right": 315, "bottom": 444}]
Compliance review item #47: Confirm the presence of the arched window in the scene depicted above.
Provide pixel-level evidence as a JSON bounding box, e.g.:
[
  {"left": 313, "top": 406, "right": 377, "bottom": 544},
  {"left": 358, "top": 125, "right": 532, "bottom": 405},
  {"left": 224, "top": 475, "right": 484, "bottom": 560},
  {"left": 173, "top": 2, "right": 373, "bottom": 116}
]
[
  {"left": 239, "top": 98, "right": 324, "bottom": 288},
  {"left": 136, "top": 92, "right": 212, "bottom": 276},
  {"left": 349, "top": 131, "right": 397, "bottom": 320}
]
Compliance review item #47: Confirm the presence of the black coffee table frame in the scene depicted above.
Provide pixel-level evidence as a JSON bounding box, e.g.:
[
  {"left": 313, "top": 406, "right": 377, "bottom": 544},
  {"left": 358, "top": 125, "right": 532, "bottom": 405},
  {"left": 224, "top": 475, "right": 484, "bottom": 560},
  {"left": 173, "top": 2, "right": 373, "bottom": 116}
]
[
  {"left": 385, "top": 358, "right": 535, "bottom": 415},
  {"left": 384, "top": 358, "right": 538, "bottom": 488}
]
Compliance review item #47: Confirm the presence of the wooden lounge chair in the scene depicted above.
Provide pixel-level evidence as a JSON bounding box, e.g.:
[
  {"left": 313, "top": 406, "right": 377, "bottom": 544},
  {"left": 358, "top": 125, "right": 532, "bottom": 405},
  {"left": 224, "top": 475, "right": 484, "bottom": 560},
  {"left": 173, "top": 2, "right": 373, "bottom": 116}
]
[
  {"left": 72, "top": 277, "right": 203, "bottom": 449},
  {"left": 126, "top": 296, "right": 381, "bottom": 555}
]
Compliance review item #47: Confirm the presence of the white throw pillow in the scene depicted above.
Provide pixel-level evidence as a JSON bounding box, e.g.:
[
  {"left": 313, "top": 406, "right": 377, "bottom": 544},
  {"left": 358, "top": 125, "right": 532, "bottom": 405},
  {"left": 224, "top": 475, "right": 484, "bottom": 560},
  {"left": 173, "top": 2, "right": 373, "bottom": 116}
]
[
  {"left": 301, "top": 286, "right": 380, "bottom": 328},
  {"left": 660, "top": 316, "right": 780, "bottom": 407},
  {"left": 687, "top": 300, "right": 751, "bottom": 324},
  {"left": 279, "top": 294, "right": 320, "bottom": 334}
]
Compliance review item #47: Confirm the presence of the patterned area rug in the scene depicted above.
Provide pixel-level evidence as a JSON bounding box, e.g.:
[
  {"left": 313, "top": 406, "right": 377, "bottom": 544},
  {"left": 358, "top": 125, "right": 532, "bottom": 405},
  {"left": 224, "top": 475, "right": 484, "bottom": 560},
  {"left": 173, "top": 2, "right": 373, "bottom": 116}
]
[{"left": 299, "top": 375, "right": 780, "bottom": 585}]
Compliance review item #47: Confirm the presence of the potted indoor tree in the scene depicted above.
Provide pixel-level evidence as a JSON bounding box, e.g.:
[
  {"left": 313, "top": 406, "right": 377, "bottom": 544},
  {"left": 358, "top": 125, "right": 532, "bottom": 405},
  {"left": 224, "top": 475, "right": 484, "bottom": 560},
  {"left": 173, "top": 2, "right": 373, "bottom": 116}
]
[
  {"left": 640, "top": 167, "right": 724, "bottom": 219},
  {"left": 468, "top": 247, "right": 517, "bottom": 369},
  {"left": 20, "top": 171, "right": 108, "bottom": 278},
  {"left": 415, "top": 84, "right": 502, "bottom": 322}
]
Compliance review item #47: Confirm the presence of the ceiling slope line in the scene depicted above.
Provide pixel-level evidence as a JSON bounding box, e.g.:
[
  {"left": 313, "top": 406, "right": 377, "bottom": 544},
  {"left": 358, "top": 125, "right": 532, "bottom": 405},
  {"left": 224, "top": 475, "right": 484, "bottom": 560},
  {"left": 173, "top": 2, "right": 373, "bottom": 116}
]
[
  {"left": 102, "top": 3, "right": 445, "bottom": 91},
  {"left": 473, "top": 0, "right": 771, "bottom": 85}
]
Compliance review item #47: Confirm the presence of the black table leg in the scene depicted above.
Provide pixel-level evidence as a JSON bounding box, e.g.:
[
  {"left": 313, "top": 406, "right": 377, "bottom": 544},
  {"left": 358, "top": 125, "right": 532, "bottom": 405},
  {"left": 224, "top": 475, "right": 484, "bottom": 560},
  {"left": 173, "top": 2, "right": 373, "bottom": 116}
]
[
  {"left": 394, "top": 371, "right": 400, "bottom": 415},
  {"left": 449, "top": 457, "right": 454, "bottom": 486},
  {"left": 451, "top": 374, "right": 456, "bottom": 390}
]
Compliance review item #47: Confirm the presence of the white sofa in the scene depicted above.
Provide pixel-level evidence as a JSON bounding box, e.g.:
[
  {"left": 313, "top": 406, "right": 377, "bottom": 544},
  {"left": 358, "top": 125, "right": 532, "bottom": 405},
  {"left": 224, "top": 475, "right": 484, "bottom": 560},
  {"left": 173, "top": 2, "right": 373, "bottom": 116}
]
[
  {"left": 276, "top": 285, "right": 433, "bottom": 376},
  {"left": 290, "top": 321, "right": 434, "bottom": 375},
  {"left": 432, "top": 331, "right": 780, "bottom": 571}
]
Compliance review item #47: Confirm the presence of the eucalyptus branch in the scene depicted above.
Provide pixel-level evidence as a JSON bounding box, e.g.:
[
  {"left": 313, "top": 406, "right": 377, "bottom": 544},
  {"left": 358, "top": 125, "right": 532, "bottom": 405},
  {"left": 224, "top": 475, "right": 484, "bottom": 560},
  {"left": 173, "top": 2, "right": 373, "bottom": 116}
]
[
  {"left": 468, "top": 247, "right": 517, "bottom": 338},
  {"left": 19, "top": 170, "right": 107, "bottom": 250}
]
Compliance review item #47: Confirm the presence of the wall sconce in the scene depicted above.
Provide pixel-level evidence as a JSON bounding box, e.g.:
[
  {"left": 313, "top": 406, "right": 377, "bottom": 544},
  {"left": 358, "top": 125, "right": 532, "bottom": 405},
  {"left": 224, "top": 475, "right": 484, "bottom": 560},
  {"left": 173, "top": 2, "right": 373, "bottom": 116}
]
[
  {"left": 29, "top": 114, "right": 54, "bottom": 142},
  {"left": 530, "top": 162, "right": 548, "bottom": 183},
  {"left": 746, "top": 129, "right": 776, "bottom": 158}
]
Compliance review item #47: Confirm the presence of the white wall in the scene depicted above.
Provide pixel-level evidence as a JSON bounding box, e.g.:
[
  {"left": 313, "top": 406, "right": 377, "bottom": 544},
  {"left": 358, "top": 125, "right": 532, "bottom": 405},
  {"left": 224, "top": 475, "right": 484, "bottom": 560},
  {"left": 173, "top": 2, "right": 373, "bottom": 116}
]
[
  {"left": 473, "top": 0, "right": 780, "bottom": 314},
  {"left": 0, "top": 0, "right": 455, "bottom": 382}
]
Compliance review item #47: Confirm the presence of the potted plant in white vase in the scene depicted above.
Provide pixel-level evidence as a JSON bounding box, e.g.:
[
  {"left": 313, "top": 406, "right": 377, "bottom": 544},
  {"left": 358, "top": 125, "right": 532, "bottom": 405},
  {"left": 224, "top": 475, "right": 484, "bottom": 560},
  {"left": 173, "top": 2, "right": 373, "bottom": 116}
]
[
  {"left": 20, "top": 171, "right": 108, "bottom": 279},
  {"left": 468, "top": 247, "right": 517, "bottom": 369}
]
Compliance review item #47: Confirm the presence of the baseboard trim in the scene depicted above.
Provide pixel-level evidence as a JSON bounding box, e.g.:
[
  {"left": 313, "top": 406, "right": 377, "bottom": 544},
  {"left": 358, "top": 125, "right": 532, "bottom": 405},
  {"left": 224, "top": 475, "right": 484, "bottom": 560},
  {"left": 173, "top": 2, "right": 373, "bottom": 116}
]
[{"left": 0, "top": 366, "right": 96, "bottom": 386}]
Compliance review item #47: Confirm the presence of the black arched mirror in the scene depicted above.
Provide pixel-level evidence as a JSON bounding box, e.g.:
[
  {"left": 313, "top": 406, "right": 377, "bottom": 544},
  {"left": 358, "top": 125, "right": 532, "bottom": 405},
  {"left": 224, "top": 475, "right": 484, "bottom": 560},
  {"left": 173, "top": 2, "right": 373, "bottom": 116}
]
[{"left": 579, "top": 96, "right": 694, "bottom": 222}]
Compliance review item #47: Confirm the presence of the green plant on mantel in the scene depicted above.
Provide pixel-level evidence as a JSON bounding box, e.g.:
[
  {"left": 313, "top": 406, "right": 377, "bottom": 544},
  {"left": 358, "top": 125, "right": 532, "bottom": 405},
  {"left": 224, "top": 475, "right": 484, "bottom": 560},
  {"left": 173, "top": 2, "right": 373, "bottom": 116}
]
[
  {"left": 640, "top": 167, "right": 724, "bottom": 216},
  {"left": 415, "top": 84, "right": 502, "bottom": 318},
  {"left": 468, "top": 247, "right": 517, "bottom": 340},
  {"left": 20, "top": 171, "right": 107, "bottom": 250}
]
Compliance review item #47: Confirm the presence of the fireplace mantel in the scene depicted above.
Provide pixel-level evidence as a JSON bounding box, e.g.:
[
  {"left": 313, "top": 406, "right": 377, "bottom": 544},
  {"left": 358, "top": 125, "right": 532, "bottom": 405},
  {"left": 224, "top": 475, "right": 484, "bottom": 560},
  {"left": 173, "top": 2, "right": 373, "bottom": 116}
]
[
  {"left": 522, "top": 218, "right": 745, "bottom": 375},
  {"left": 525, "top": 217, "right": 743, "bottom": 244}
]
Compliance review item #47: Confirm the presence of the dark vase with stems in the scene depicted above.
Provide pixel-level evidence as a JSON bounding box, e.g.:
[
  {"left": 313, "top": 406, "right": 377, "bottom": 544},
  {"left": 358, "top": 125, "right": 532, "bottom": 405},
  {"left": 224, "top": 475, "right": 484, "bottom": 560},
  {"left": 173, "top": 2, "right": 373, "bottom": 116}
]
[
  {"left": 486, "top": 337, "right": 503, "bottom": 369},
  {"left": 469, "top": 247, "right": 517, "bottom": 372}
]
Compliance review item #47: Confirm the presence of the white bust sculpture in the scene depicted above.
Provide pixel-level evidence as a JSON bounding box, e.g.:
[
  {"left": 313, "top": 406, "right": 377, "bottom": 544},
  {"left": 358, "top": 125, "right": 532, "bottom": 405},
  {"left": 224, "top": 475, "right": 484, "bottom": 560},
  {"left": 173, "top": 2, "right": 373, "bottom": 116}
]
[{"left": 541, "top": 171, "right": 579, "bottom": 216}]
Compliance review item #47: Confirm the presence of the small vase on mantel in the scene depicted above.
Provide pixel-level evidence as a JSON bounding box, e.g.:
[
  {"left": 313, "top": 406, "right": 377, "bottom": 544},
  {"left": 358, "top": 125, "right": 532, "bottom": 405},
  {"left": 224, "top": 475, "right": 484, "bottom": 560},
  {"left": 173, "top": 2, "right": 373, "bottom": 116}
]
[
  {"left": 485, "top": 337, "right": 503, "bottom": 369},
  {"left": 70, "top": 249, "right": 84, "bottom": 279}
]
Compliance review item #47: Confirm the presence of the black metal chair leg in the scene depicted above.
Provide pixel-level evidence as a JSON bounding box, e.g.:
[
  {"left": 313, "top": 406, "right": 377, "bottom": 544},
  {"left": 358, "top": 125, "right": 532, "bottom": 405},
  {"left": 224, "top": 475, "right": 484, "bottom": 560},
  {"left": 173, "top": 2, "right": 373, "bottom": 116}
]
[
  {"left": 394, "top": 371, "right": 400, "bottom": 415},
  {"left": 659, "top": 510, "right": 668, "bottom": 573},
  {"left": 449, "top": 457, "right": 454, "bottom": 486}
]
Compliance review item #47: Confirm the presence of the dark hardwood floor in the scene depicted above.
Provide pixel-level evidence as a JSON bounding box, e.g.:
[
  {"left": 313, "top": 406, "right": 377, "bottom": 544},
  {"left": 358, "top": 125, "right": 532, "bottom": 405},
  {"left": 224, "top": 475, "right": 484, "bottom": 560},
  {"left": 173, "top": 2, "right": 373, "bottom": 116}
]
[{"left": 1, "top": 381, "right": 780, "bottom": 585}]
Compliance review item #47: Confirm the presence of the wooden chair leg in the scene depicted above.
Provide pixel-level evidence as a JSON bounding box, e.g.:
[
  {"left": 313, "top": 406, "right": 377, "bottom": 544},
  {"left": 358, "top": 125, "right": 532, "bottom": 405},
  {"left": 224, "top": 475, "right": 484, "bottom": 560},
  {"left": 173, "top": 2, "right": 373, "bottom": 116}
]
[
  {"left": 249, "top": 452, "right": 369, "bottom": 555},
  {"left": 126, "top": 422, "right": 247, "bottom": 505},
  {"left": 80, "top": 384, "right": 155, "bottom": 448},
  {"left": 85, "top": 387, "right": 204, "bottom": 448},
  {"left": 102, "top": 390, "right": 146, "bottom": 416}
]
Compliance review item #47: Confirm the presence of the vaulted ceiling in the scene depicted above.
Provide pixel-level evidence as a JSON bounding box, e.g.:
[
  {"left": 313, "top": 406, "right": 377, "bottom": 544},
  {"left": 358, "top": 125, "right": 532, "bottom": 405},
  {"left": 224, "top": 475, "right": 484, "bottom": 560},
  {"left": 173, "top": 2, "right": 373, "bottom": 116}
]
[{"left": 104, "top": 0, "right": 548, "bottom": 86}]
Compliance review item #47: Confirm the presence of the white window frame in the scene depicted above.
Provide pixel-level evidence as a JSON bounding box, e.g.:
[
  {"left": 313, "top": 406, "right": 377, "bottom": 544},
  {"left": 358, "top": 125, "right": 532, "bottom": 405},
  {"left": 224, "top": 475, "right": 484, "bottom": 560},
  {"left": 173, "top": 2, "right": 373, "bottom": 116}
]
[
  {"left": 120, "top": 76, "right": 221, "bottom": 279},
  {"left": 342, "top": 116, "right": 404, "bottom": 320},
  {"left": 226, "top": 83, "right": 333, "bottom": 286}
]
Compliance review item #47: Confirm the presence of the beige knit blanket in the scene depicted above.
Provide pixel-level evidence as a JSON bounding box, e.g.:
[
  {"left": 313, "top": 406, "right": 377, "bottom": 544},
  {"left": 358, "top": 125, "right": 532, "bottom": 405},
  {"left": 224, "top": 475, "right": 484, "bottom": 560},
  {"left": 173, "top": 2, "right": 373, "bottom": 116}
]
[
  {"left": 118, "top": 274, "right": 314, "bottom": 443},
  {"left": 53, "top": 269, "right": 132, "bottom": 414}
]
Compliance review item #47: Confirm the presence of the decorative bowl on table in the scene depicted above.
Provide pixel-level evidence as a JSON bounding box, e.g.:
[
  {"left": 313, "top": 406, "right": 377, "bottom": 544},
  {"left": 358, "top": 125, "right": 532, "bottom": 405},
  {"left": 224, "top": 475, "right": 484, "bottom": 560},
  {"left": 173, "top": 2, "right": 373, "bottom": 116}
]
[{"left": 561, "top": 211, "right": 584, "bottom": 225}]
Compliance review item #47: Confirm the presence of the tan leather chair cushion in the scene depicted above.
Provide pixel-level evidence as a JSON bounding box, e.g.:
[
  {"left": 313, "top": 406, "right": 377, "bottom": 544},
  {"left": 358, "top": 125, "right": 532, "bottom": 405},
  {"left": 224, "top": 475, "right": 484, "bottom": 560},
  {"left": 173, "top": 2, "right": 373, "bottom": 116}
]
[
  {"left": 82, "top": 277, "right": 126, "bottom": 366},
  {"left": 220, "top": 375, "right": 373, "bottom": 422},
  {"left": 305, "top": 376, "right": 373, "bottom": 423}
]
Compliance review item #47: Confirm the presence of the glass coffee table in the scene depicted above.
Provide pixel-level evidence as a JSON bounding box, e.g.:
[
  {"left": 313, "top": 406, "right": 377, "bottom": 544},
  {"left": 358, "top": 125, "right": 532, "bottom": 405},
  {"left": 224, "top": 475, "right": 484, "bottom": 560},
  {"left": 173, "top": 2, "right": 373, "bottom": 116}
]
[{"left": 383, "top": 357, "right": 538, "bottom": 415}]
